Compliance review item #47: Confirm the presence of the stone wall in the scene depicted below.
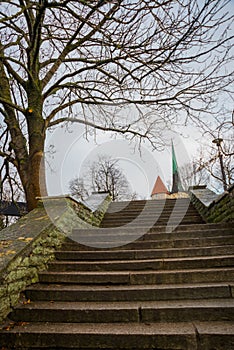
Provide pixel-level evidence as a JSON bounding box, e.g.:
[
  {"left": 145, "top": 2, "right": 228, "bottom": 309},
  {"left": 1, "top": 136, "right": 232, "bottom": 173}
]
[
  {"left": 0, "top": 194, "right": 111, "bottom": 323},
  {"left": 189, "top": 184, "right": 234, "bottom": 223}
]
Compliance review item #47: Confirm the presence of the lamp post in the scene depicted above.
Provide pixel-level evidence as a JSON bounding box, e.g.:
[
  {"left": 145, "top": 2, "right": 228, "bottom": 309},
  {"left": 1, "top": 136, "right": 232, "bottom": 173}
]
[{"left": 212, "top": 138, "right": 227, "bottom": 191}]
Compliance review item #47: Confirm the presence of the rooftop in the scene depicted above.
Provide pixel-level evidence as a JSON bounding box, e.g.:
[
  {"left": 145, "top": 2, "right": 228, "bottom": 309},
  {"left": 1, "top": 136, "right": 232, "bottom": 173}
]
[{"left": 151, "top": 176, "right": 170, "bottom": 196}]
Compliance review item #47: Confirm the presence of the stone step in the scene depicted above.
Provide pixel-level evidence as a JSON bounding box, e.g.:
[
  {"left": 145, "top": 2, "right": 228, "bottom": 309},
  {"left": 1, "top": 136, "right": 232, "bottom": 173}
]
[
  {"left": 103, "top": 208, "right": 199, "bottom": 217},
  {"left": 101, "top": 200, "right": 204, "bottom": 228},
  {"left": 61, "top": 235, "right": 234, "bottom": 250},
  {"left": 100, "top": 217, "right": 204, "bottom": 226},
  {"left": 0, "top": 321, "right": 233, "bottom": 349},
  {"left": 48, "top": 255, "right": 234, "bottom": 272},
  {"left": 25, "top": 282, "right": 233, "bottom": 302},
  {"left": 101, "top": 210, "right": 201, "bottom": 221},
  {"left": 146, "top": 221, "right": 234, "bottom": 232},
  {"left": 38, "top": 267, "right": 234, "bottom": 285},
  {"left": 102, "top": 213, "right": 202, "bottom": 221},
  {"left": 9, "top": 299, "right": 234, "bottom": 324},
  {"left": 105, "top": 208, "right": 197, "bottom": 215},
  {"left": 101, "top": 216, "right": 204, "bottom": 227},
  {"left": 55, "top": 245, "right": 234, "bottom": 260},
  {"left": 108, "top": 198, "right": 194, "bottom": 210},
  {"left": 103, "top": 207, "right": 201, "bottom": 214},
  {"left": 100, "top": 219, "right": 204, "bottom": 226},
  {"left": 100, "top": 219, "right": 204, "bottom": 227},
  {"left": 104, "top": 206, "right": 197, "bottom": 215},
  {"left": 85, "top": 222, "right": 231, "bottom": 233},
  {"left": 107, "top": 199, "right": 194, "bottom": 212},
  {"left": 102, "top": 209, "right": 201, "bottom": 218},
  {"left": 68, "top": 227, "right": 234, "bottom": 243}
]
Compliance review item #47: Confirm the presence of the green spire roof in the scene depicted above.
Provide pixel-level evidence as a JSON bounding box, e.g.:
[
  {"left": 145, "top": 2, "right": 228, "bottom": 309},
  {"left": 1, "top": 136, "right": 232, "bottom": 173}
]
[
  {"left": 172, "top": 142, "right": 178, "bottom": 174},
  {"left": 171, "top": 141, "right": 184, "bottom": 193}
]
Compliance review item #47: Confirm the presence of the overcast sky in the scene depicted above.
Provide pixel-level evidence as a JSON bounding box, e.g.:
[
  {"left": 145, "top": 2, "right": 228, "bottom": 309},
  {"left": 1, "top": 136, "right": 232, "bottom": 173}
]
[{"left": 45, "top": 122, "right": 201, "bottom": 200}]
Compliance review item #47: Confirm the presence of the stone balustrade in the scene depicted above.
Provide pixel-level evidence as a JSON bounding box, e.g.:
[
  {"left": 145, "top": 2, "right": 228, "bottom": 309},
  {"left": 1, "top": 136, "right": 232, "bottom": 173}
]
[
  {"left": 0, "top": 194, "right": 111, "bottom": 323},
  {"left": 189, "top": 184, "right": 234, "bottom": 223}
]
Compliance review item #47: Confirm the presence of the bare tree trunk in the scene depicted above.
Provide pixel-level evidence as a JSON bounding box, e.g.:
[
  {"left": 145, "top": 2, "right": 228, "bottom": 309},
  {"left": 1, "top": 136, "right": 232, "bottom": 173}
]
[
  {"left": 23, "top": 89, "right": 48, "bottom": 211},
  {"left": 22, "top": 151, "right": 47, "bottom": 211}
]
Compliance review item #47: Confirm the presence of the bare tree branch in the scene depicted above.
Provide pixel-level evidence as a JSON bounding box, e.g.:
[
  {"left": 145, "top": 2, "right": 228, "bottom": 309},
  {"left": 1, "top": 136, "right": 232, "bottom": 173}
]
[{"left": 0, "top": 0, "right": 233, "bottom": 209}]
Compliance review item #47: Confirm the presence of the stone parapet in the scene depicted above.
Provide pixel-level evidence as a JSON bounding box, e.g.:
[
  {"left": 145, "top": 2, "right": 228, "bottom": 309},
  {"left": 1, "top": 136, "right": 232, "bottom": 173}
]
[
  {"left": 0, "top": 194, "right": 111, "bottom": 323},
  {"left": 189, "top": 184, "right": 234, "bottom": 223}
]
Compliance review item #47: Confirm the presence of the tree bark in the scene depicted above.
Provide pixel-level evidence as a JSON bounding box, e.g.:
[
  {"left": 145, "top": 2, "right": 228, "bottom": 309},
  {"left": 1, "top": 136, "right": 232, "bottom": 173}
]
[
  {"left": 24, "top": 86, "right": 48, "bottom": 210},
  {"left": 0, "top": 57, "right": 48, "bottom": 211},
  {"left": 23, "top": 150, "right": 47, "bottom": 211}
]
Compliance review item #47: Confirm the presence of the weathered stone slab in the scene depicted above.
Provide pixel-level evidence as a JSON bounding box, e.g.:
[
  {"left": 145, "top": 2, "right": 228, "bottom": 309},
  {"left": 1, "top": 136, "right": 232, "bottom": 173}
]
[{"left": 0, "top": 195, "right": 111, "bottom": 323}]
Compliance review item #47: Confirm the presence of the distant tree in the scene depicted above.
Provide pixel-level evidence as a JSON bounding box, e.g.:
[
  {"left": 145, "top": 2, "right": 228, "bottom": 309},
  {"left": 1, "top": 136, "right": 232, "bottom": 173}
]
[
  {"left": 198, "top": 141, "right": 233, "bottom": 191},
  {"left": 0, "top": 1, "right": 233, "bottom": 210},
  {"left": 178, "top": 160, "right": 208, "bottom": 191},
  {"left": 69, "top": 156, "right": 136, "bottom": 201},
  {"left": 179, "top": 135, "right": 234, "bottom": 192},
  {"left": 0, "top": 160, "right": 24, "bottom": 228},
  {"left": 196, "top": 112, "right": 234, "bottom": 191},
  {"left": 69, "top": 178, "right": 89, "bottom": 202},
  {"left": 0, "top": 161, "right": 24, "bottom": 203}
]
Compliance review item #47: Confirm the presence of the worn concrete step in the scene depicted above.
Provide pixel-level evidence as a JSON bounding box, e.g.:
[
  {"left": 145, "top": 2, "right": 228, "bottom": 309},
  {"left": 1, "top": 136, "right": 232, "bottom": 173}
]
[
  {"left": 144, "top": 221, "right": 234, "bottom": 232},
  {"left": 102, "top": 210, "right": 202, "bottom": 217},
  {"left": 61, "top": 235, "right": 234, "bottom": 251},
  {"left": 55, "top": 245, "right": 234, "bottom": 260},
  {"left": 104, "top": 207, "right": 198, "bottom": 216},
  {"left": 0, "top": 321, "right": 233, "bottom": 349},
  {"left": 106, "top": 198, "right": 192, "bottom": 209},
  {"left": 102, "top": 213, "right": 202, "bottom": 221},
  {"left": 106, "top": 205, "right": 195, "bottom": 212},
  {"left": 105, "top": 203, "right": 198, "bottom": 211},
  {"left": 102, "top": 211, "right": 200, "bottom": 220},
  {"left": 68, "top": 227, "right": 234, "bottom": 244},
  {"left": 100, "top": 216, "right": 203, "bottom": 227},
  {"left": 100, "top": 220, "right": 204, "bottom": 228},
  {"left": 101, "top": 216, "right": 203, "bottom": 221},
  {"left": 68, "top": 225, "right": 234, "bottom": 250},
  {"left": 82, "top": 222, "right": 231, "bottom": 234},
  {"left": 48, "top": 255, "right": 234, "bottom": 272},
  {"left": 104, "top": 209, "right": 197, "bottom": 216},
  {"left": 102, "top": 209, "right": 201, "bottom": 218},
  {"left": 10, "top": 299, "right": 234, "bottom": 323},
  {"left": 102, "top": 216, "right": 203, "bottom": 221},
  {"left": 101, "top": 217, "right": 204, "bottom": 227},
  {"left": 10, "top": 301, "right": 140, "bottom": 323},
  {"left": 38, "top": 267, "right": 234, "bottom": 285},
  {"left": 25, "top": 282, "right": 234, "bottom": 302}
]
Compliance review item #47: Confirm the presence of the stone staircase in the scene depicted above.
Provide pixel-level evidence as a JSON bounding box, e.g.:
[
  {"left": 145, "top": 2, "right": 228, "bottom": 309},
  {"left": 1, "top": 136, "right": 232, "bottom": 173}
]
[
  {"left": 100, "top": 198, "right": 204, "bottom": 227},
  {"left": 0, "top": 198, "right": 234, "bottom": 349}
]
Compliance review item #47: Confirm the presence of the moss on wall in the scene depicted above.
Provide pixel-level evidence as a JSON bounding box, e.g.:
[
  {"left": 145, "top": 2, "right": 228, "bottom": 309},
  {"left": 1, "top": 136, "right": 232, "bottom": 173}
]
[
  {"left": 0, "top": 194, "right": 111, "bottom": 323},
  {"left": 189, "top": 185, "right": 234, "bottom": 223}
]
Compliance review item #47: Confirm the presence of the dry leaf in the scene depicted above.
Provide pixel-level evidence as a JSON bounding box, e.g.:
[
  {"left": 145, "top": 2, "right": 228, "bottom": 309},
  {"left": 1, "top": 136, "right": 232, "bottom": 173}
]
[
  {"left": 6, "top": 250, "right": 16, "bottom": 255},
  {"left": 34, "top": 216, "right": 47, "bottom": 221},
  {"left": 24, "top": 237, "right": 33, "bottom": 242},
  {"left": 16, "top": 321, "right": 28, "bottom": 327}
]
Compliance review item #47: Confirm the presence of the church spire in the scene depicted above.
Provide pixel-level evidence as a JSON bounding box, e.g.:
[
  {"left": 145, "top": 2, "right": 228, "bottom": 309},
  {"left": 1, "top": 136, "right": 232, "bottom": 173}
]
[{"left": 171, "top": 141, "right": 184, "bottom": 193}]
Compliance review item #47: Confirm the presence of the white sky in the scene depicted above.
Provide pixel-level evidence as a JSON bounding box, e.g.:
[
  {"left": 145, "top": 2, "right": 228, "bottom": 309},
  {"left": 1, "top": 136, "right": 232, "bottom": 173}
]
[{"left": 45, "top": 123, "right": 201, "bottom": 199}]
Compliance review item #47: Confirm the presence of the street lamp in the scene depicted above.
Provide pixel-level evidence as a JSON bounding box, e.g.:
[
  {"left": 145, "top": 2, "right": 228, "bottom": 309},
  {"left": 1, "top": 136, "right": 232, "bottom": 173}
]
[{"left": 212, "top": 138, "right": 227, "bottom": 191}]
